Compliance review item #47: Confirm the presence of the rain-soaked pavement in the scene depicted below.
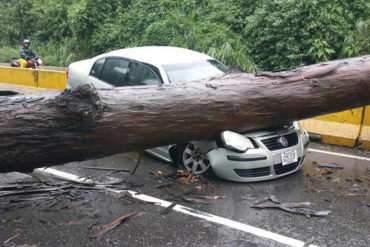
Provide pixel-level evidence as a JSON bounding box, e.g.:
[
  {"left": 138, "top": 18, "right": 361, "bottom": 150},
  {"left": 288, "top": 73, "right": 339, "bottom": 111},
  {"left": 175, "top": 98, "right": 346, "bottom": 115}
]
[{"left": 0, "top": 143, "right": 369, "bottom": 247}]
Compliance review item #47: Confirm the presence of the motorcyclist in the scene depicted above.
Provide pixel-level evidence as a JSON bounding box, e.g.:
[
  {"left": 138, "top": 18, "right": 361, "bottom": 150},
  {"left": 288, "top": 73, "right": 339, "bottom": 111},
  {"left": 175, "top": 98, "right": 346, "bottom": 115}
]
[{"left": 19, "top": 39, "right": 37, "bottom": 68}]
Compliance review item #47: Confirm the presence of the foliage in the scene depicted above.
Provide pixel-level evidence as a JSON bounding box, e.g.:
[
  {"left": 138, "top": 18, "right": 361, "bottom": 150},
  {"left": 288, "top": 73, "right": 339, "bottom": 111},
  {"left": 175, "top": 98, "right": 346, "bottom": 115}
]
[
  {"left": 354, "top": 19, "right": 370, "bottom": 54},
  {"left": 0, "top": 0, "right": 368, "bottom": 69},
  {"left": 243, "top": 0, "right": 357, "bottom": 70},
  {"left": 0, "top": 0, "right": 36, "bottom": 44},
  {"left": 309, "top": 39, "right": 335, "bottom": 62},
  {"left": 343, "top": 18, "right": 370, "bottom": 57},
  {"left": 33, "top": 39, "right": 86, "bottom": 67},
  {"left": 0, "top": 46, "right": 19, "bottom": 62},
  {"left": 30, "top": 0, "right": 74, "bottom": 42},
  {"left": 208, "top": 42, "right": 255, "bottom": 72},
  {"left": 84, "top": 0, "right": 254, "bottom": 69}
]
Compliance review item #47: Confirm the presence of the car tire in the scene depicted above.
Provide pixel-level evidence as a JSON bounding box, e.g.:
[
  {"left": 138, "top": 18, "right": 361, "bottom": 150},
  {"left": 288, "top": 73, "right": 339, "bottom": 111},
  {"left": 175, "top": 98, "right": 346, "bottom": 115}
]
[{"left": 175, "top": 143, "right": 212, "bottom": 174}]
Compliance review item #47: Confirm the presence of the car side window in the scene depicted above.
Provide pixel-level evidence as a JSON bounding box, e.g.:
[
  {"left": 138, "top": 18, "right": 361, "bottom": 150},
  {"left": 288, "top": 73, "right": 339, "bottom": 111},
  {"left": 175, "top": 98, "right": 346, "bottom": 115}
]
[
  {"left": 90, "top": 58, "right": 105, "bottom": 78},
  {"left": 126, "top": 62, "right": 161, "bottom": 86},
  {"left": 100, "top": 58, "right": 130, "bottom": 87}
]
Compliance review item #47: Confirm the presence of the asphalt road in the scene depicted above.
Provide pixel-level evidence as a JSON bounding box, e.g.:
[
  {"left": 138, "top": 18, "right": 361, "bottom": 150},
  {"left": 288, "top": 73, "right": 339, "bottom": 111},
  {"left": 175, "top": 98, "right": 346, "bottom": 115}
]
[{"left": 1, "top": 143, "right": 369, "bottom": 247}]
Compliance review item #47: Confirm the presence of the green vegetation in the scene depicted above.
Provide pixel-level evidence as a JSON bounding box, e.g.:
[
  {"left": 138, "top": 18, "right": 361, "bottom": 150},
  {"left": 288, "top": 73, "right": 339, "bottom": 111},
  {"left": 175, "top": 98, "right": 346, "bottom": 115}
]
[{"left": 0, "top": 0, "right": 368, "bottom": 70}]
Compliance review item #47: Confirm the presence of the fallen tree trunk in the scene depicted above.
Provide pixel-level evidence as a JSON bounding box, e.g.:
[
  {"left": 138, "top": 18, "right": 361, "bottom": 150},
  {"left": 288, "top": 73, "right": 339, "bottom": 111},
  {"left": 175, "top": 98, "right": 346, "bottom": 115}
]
[{"left": 1, "top": 56, "right": 370, "bottom": 172}]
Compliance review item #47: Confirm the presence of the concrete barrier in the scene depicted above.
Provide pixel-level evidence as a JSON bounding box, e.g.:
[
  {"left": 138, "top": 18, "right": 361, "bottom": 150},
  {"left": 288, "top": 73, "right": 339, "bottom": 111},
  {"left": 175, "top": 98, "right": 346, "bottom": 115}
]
[
  {"left": 300, "top": 106, "right": 369, "bottom": 149},
  {"left": 359, "top": 106, "right": 370, "bottom": 149},
  {"left": 300, "top": 107, "right": 364, "bottom": 147},
  {"left": 0, "top": 66, "right": 66, "bottom": 91}
]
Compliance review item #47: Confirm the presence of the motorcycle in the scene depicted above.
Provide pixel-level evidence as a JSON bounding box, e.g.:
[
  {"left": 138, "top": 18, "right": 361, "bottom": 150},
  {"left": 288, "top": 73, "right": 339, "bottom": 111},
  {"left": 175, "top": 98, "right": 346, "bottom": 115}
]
[{"left": 10, "top": 56, "right": 43, "bottom": 69}]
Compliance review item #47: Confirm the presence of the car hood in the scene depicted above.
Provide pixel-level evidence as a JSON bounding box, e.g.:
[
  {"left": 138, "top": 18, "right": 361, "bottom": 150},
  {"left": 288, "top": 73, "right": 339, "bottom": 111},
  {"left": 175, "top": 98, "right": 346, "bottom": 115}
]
[{"left": 241, "top": 126, "right": 295, "bottom": 138}]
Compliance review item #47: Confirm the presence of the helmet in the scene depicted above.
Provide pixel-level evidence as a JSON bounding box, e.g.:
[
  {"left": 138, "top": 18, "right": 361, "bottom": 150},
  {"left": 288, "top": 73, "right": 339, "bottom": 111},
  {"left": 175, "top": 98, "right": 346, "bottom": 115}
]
[{"left": 23, "top": 39, "right": 31, "bottom": 45}]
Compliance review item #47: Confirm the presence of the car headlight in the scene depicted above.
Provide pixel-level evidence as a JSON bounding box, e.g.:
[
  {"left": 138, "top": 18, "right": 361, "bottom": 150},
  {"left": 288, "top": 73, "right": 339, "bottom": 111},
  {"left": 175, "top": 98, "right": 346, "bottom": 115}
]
[
  {"left": 220, "top": 131, "right": 254, "bottom": 152},
  {"left": 293, "top": 121, "right": 305, "bottom": 135}
]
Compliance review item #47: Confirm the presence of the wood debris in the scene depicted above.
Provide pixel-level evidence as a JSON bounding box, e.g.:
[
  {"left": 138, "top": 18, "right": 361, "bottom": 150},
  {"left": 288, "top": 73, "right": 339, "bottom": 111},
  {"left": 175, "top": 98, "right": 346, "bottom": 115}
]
[
  {"left": 87, "top": 221, "right": 95, "bottom": 229},
  {"left": 319, "top": 167, "right": 334, "bottom": 177},
  {"left": 194, "top": 195, "right": 225, "bottom": 200},
  {"left": 82, "top": 166, "right": 130, "bottom": 172},
  {"left": 182, "top": 197, "right": 210, "bottom": 204},
  {"left": 3, "top": 233, "right": 21, "bottom": 244},
  {"left": 159, "top": 203, "right": 176, "bottom": 216},
  {"left": 303, "top": 237, "right": 316, "bottom": 247},
  {"left": 312, "top": 161, "right": 344, "bottom": 169},
  {"left": 177, "top": 170, "right": 200, "bottom": 185},
  {"left": 149, "top": 169, "right": 224, "bottom": 205},
  {"left": 0, "top": 179, "right": 132, "bottom": 212},
  {"left": 130, "top": 152, "right": 143, "bottom": 175},
  {"left": 359, "top": 201, "right": 370, "bottom": 208},
  {"left": 251, "top": 196, "right": 331, "bottom": 218},
  {"left": 90, "top": 211, "right": 143, "bottom": 239},
  {"left": 59, "top": 221, "right": 82, "bottom": 226},
  {"left": 155, "top": 182, "right": 175, "bottom": 189}
]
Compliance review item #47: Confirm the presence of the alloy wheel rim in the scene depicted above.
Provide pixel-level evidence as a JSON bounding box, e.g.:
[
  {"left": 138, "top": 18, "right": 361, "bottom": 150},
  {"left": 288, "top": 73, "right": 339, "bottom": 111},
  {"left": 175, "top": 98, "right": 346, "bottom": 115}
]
[{"left": 182, "top": 143, "right": 211, "bottom": 174}]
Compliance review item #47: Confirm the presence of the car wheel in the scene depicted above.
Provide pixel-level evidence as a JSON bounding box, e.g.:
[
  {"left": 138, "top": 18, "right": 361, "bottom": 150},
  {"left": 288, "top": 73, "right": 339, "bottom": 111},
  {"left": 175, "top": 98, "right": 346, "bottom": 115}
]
[{"left": 176, "top": 143, "right": 211, "bottom": 174}]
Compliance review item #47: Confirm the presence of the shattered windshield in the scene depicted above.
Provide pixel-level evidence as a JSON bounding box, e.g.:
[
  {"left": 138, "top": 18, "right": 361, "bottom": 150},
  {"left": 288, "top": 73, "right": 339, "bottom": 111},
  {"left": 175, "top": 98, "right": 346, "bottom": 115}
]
[{"left": 163, "top": 59, "right": 228, "bottom": 83}]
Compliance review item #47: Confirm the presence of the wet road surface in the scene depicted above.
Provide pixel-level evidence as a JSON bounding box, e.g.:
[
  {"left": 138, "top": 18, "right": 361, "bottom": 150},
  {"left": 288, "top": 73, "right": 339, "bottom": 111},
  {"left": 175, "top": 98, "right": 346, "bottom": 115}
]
[{"left": 1, "top": 143, "right": 369, "bottom": 247}]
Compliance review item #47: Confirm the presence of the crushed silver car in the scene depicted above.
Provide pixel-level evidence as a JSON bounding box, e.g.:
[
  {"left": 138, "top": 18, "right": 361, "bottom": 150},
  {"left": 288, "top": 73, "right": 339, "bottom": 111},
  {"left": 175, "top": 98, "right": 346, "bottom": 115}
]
[{"left": 67, "top": 46, "right": 309, "bottom": 182}]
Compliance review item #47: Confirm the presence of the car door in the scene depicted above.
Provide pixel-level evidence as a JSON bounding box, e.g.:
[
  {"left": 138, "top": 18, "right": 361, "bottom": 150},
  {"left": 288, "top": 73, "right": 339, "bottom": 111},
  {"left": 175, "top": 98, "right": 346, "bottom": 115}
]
[
  {"left": 86, "top": 57, "right": 162, "bottom": 88},
  {"left": 125, "top": 61, "right": 162, "bottom": 86},
  {"left": 85, "top": 57, "right": 130, "bottom": 88}
]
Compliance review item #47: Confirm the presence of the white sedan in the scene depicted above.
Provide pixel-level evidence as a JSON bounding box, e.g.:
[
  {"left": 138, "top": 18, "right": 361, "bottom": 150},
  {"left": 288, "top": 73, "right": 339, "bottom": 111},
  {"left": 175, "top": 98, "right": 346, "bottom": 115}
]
[{"left": 67, "top": 46, "right": 309, "bottom": 182}]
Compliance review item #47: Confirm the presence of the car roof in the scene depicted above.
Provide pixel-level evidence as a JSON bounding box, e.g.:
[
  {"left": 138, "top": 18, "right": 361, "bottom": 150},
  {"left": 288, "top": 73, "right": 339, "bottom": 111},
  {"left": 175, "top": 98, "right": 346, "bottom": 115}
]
[{"left": 102, "top": 46, "right": 214, "bottom": 66}]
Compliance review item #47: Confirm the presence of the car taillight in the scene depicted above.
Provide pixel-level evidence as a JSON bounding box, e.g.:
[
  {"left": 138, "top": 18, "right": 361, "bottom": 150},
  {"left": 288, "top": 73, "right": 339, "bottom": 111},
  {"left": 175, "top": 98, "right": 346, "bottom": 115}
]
[{"left": 66, "top": 68, "right": 69, "bottom": 79}]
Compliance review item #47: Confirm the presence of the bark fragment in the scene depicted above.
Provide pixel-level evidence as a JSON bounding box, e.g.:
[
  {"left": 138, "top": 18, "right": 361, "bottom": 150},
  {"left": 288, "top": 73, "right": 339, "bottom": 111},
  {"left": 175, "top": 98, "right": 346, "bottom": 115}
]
[{"left": 90, "top": 212, "right": 143, "bottom": 239}]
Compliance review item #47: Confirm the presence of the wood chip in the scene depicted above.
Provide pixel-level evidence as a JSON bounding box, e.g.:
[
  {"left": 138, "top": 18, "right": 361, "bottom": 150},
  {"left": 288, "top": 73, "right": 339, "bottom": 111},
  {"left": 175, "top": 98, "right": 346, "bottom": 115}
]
[
  {"left": 194, "top": 195, "right": 225, "bottom": 200},
  {"left": 90, "top": 211, "right": 143, "bottom": 239},
  {"left": 319, "top": 167, "right": 333, "bottom": 176},
  {"left": 83, "top": 166, "right": 130, "bottom": 172},
  {"left": 303, "top": 237, "right": 315, "bottom": 247},
  {"left": 4, "top": 233, "right": 21, "bottom": 244},
  {"left": 251, "top": 197, "right": 330, "bottom": 217},
  {"left": 183, "top": 197, "right": 210, "bottom": 204},
  {"left": 88, "top": 221, "right": 95, "bottom": 229},
  {"left": 159, "top": 203, "right": 176, "bottom": 215}
]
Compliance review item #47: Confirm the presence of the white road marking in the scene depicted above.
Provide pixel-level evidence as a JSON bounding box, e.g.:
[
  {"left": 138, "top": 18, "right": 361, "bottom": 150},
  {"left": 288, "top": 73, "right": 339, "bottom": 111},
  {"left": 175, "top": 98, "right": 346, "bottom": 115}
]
[
  {"left": 34, "top": 167, "right": 317, "bottom": 247},
  {"left": 308, "top": 148, "right": 370, "bottom": 162}
]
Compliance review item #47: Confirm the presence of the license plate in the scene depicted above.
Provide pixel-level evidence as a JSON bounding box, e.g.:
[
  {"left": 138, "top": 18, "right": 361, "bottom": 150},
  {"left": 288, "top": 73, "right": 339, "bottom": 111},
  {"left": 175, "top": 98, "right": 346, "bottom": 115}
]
[{"left": 281, "top": 150, "right": 298, "bottom": 166}]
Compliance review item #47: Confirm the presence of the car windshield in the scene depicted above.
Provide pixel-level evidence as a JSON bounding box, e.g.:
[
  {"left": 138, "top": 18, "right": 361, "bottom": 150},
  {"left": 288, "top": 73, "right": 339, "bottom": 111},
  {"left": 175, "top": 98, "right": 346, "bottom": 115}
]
[{"left": 162, "top": 59, "right": 228, "bottom": 83}]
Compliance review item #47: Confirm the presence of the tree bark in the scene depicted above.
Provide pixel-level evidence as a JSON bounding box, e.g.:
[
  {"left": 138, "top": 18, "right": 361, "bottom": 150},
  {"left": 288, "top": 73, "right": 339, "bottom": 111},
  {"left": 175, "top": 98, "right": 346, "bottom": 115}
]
[{"left": 1, "top": 56, "right": 370, "bottom": 173}]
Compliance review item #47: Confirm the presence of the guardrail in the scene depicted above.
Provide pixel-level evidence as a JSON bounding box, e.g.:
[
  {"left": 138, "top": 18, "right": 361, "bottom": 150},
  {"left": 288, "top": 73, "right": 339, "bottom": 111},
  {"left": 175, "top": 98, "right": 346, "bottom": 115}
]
[
  {"left": 0, "top": 66, "right": 66, "bottom": 91},
  {"left": 358, "top": 106, "right": 370, "bottom": 149},
  {"left": 300, "top": 107, "right": 369, "bottom": 149},
  {"left": 0, "top": 66, "right": 369, "bottom": 149}
]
